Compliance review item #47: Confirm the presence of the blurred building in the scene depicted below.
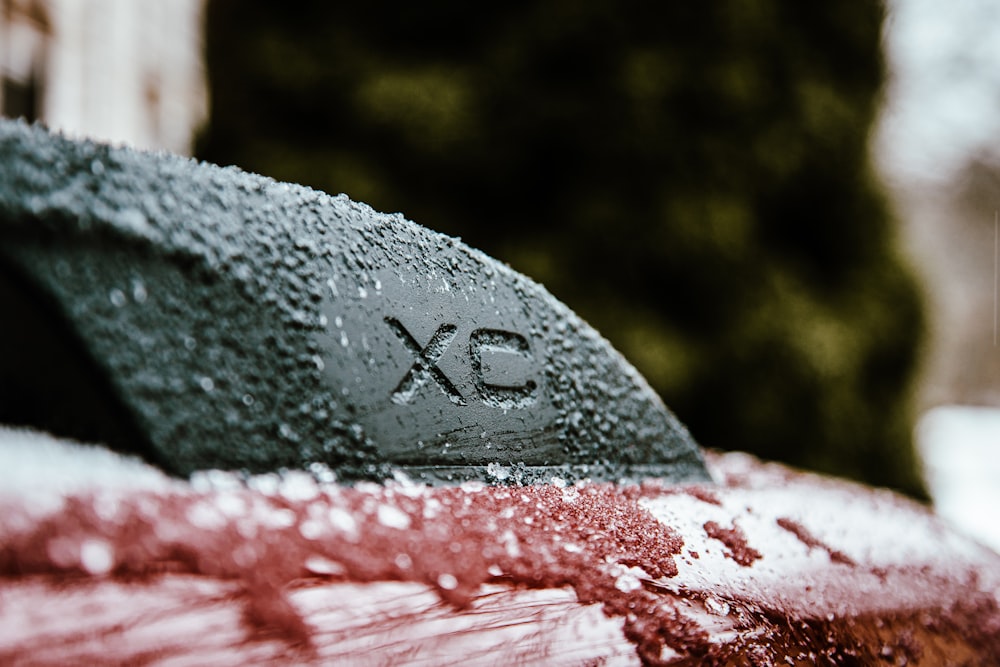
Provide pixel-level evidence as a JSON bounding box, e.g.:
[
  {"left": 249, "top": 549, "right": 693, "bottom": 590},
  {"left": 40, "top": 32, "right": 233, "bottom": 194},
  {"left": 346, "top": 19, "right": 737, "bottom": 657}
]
[
  {"left": 877, "top": 0, "right": 1000, "bottom": 411},
  {"left": 877, "top": 0, "right": 1000, "bottom": 551},
  {"left": 0, "top": 0, "right": 206, "bottom": 155}
]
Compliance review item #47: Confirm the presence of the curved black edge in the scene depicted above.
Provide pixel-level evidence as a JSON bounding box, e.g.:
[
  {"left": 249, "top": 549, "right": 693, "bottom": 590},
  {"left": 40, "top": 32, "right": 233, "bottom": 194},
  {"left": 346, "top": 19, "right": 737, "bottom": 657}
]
[
  {"left": 388, "top": 462, "right": 712, "bottom": 486},
  {"left": 0, "top": 256, "right": 166, "bottom": 468},
  {"left": 0, "top": 119, "right": 710, "bottom": 485}
]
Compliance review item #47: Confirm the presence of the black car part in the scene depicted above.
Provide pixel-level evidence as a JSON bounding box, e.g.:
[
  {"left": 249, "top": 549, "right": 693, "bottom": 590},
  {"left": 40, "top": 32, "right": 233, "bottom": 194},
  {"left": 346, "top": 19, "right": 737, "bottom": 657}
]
[{"left": 0, "top": 120, "right": 707, "bottom": 484}]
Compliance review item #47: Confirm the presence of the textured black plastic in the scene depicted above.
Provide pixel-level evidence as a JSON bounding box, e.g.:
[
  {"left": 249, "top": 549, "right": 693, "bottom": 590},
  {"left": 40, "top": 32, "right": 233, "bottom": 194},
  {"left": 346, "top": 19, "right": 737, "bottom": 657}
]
[{"left": 0, "top": 120, "right": 708, "bottom": 484}]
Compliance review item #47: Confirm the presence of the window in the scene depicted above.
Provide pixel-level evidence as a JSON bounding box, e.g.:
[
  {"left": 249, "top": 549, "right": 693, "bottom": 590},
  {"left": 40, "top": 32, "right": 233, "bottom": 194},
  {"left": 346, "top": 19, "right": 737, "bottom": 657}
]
[{"left": 0, "top": 0, "right": 51, "bottom": 122}]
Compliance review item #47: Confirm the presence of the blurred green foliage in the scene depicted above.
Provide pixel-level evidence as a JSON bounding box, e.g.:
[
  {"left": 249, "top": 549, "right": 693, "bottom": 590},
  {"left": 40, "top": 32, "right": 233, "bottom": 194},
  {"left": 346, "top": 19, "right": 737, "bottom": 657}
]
[{"left": 198, "top": 0, "right": 927, "bottom": 497}]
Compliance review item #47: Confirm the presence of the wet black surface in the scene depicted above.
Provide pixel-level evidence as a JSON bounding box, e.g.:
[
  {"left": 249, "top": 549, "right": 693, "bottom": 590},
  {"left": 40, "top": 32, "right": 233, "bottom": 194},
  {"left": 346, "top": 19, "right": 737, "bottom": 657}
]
[{"left": 0, "top": 120, "right": 707, "bottom": 484}]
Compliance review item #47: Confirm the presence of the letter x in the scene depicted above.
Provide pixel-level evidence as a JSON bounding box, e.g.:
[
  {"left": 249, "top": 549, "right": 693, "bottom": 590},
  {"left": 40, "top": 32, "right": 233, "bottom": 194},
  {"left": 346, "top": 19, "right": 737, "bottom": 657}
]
[{"left": 385, "top": 317, "right": 466, "bottom": 406}]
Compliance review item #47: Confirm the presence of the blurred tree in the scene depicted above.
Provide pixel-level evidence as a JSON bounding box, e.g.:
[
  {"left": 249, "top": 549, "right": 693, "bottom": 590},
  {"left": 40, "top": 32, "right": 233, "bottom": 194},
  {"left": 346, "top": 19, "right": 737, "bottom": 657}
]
[{"left": 198, "top": 0, "right": 927, "bottom": 497}]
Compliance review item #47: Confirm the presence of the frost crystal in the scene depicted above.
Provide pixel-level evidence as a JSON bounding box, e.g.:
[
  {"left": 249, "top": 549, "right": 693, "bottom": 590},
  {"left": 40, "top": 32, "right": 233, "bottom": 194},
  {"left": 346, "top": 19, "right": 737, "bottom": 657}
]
[
  {"left": 328, "top": 507, "right": 359, "bottom": 540},
  {"left": 486, "top": 462, "right": 510, "bottom": 482},
  {"left": 80, "top": 539, "right": 114, "bottom": 575},
  {"left": 376, "top": 504, "right": 411, "bottom": 530},
  {"left": 278, "top": 471, "right": 320, "bottom": 502}
]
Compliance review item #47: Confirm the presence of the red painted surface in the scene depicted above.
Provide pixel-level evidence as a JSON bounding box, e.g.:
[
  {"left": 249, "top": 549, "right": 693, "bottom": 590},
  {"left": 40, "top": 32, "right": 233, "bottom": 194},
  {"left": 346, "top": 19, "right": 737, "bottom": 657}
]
[{"left": 1, "top": 435, "right": 999, "bottom": 665}]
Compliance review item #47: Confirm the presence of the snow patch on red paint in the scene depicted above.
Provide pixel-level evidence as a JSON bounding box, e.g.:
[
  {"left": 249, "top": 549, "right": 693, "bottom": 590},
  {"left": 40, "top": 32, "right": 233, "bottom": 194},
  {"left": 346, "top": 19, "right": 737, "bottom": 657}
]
[
  {"left": 0, "top": 472, "right": 695, "bottom": 660},
  {"left": 3, "top": 438, "right": 1000, "bottom": 664}
]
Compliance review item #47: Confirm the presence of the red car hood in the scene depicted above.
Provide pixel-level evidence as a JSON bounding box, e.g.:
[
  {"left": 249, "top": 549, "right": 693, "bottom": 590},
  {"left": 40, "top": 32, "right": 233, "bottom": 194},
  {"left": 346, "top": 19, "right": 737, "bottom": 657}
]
[{"left": 1, "top": 427, "right": 998, "bottom": 665}]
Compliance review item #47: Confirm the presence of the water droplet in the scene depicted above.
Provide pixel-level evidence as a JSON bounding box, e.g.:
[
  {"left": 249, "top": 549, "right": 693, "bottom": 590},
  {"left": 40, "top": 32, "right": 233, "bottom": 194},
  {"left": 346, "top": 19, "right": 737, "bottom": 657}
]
[
  {"left": 376, "top": 504, "right": 411, "bottom": 530},
  {"left": 500, "top": 530, "right": 521, "bottom": 557},
  {"left": 308, "top": 461, "right": 337, "bottom": 484},
  {"left": 705, "top": 596, "right": 731, "bottom": 616},
  {"left": 312, "top": 355, "right": 325, "bottom": 371},
  {"left": 198, "top": 376, "right": 215, "bottom": 392},
  {"left": 191, "top": 469, "right": 243, "bottom": 493},
  {"left": 358, "top": 286, "right": 368, "bottom": 299},
  {"left": 92, "top": 493, "right": 121, "bottom": 523},
  {"left": 242, "top": 393, "right": 255, "bottom": 406},
  {"left": 90, "top": 159, "right": 105, "bottom": 176},
  {"left": 46, "top": 537, "right": 77, "bottom": 568},
  {"left": 328, "top": 507, "right": 359, "bottom": 541},
  {"left": 279, "top": 470, "right": 319, "bottom": 502},
  {"left": 299, "top": 520, "right": 324, "bottom": 540},
  {"left": 131, "top": 279, "right": 148, "bottom": 303},
  {"left": 614, "top": 572, "right": 642, "bottom": 593},
  {"left": 247, "top": 473, "right": 280, "bottom": 496},
  {"left": 187, "top": 502, "right": 227, "bottom": 530},
  {"left": 80, "top": 539, "right": 114, "bottom": 575},
  {"left": 183, "top": 335, "right": 197, "bottom": 351},
  {"left": 437, "top": 573, "right": 458, "bottom": 590},
  {"left": 340, "top": 331, "right": 349, "bottom": 347},
  {"left": 486, "top": 462, "right": 510, "bottom": 482},
  {"left": 395, "top": 553, "right": 413, "bottom": 570},
  {"left": 117, "top": 208, "right": 150, "bottom": 236},
  {"left": 391, "top": 469, "right": 415, "bottom": 486},
  {"left": 263, "top": 508, "right": 296, "bottom": 529},
  {"left": 109, "top": 288, "right": 126, "bottom": 307},
  {"left": 215, "top": 493, "right": 246, "bottom": 518},
  {"left": 305, "top": 555, "right": 345, "bottom": 576},
  {"left": 561, "top": 487, "right": 580, "bottom": 503}
]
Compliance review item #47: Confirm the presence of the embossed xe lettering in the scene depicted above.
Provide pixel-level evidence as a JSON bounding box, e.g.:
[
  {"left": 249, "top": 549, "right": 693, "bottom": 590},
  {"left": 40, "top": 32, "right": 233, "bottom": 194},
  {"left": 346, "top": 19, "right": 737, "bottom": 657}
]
[
  {"left": 469, "top": 329, "right": 538, "bottom": 409},
  {"left": 385, "top": 317, "right": 466, "bottom": 406},
  {"left": 385, "top": 318, "right": 538, "bottom": 408}
]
